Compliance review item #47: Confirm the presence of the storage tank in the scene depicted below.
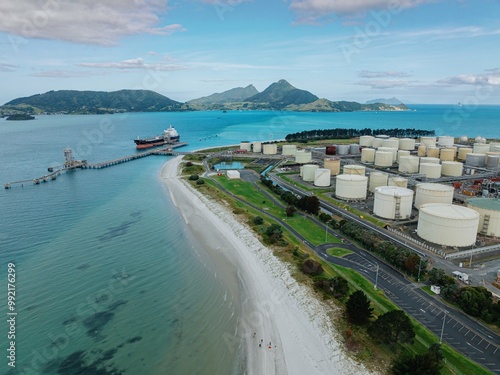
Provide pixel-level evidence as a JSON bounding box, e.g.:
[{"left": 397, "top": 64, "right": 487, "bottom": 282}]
[
  {"left": 420, "top": 157, "right": 440, "bottom": 164},
  {"left": 372, "top": 138, "right": 384, "bottom": 149},
  {"left": 359, "top": 135, "right": 374, "bottom": 147},
  {"left": 343, "top": 165, "right": 366, "bottom": 176},
  {"left": 467, "top": 198, "right": 500, "bottom": 237},
  {"left": 337, "top": 144, "right": 349, "bottom": 155},
  {"left": 457, "top": 147, "right": 473, "bottom": 161},
  {"left": 489, "top": 142, "right": 500, "bottom": 151},
  {"left": 398, "top": 156, "right": 419, "bottom": 173},
  {"left": 440, "top": 148, "right": 455, "bottom": 162},
  {"left": 473, "top": 143, "right": 490, "bottom": 154},
  {"left": 441, "top": 161, "right": 463, "bottom": 177},
  {"left": 349, "top": 144, "right": 361, "bottom": 155},
  {"left": 438, "top": 136, "right": 455, "bottom": 147},
  {"left": 326, "top": 145, "right": 337, "bottom": 155},
  {"left": 417, "top": 204, "right": 479, "bottom": 247},
  {"left": 324, "top": 158, "right": 341, "bottom": 175},
  {"left": 240, "top": 141, "right": 252, "bottom": 151},
  {"left": 314, "top": 168, "right": 331, "bottom": 187},
  {"left": 382, "top": 138, "right": 399, "bottom": 150},
  {"left": 295, "top": 150, "right": 312, "bottom": 164},
  {"left": 263, "top": 143, "right": 278, "bottom": 155},
  {"left": 374, "top": 186, "right": 414, "bottom": 219},
  {"left": 414, "top": 183, "right": 454, "bottom": 209},
  {"left": 420, "top": 137, "right": 436, "bottom": 147},
  {"left": 419, "top": 163, "right": 441, "bottom": 178},
  {"left": 369, "top": 172, "right": 388, "bottom": 192},
  {"left": 426, "top": 147, "right": 440, "bottom": 158},
  {"left": 397, "top": 150, "right": 410, "bottom": 163},
  {"left": 377, "top": 146, "right": 398, "bottom": 162},
  {"left": 486, "top": 155, "right": 500, "bottom": 168},
  {"left": 282, "top": 144, "right": 297, "bottom": 156},
  {"left": 465, "top": 153, "right": 486, "bottom": 167},
  {"left": 361, "top": 148, "right": 376, "bottom": 163},
  {"left": 335, "top": 175, "right": 368, "bottom": 200},
  {"left": 399, "top": 138, "right": 416, "bottom": 151},
  {"left": 388, "top": 177, "right": 408, "bottom": 188},
  {"left": 417, "top": 144, "right": 426, "bottom": 157},
  {"left": 302, "top": 164, "right": 319, "bottom": 182},
  {"left": 374, "top": 151, "right": 393, "bottom": 167},
  {"left": 252, "top": 141, "right": 262, "bottom": 153}
]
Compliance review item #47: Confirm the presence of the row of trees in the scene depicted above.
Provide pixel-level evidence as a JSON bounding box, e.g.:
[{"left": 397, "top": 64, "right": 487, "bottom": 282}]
[{"left": 285, "top": 128, "right": 435, "bottom": 142}]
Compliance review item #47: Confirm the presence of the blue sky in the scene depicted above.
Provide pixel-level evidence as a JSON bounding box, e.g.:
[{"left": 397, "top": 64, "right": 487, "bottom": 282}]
[{"left": 0, "top": 0, "right": 499, "bottom": 105}]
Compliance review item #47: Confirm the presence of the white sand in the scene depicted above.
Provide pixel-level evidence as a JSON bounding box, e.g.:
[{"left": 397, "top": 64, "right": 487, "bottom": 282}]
[{"left": 161, "top": 156, "right": 376, "bottom": 375}]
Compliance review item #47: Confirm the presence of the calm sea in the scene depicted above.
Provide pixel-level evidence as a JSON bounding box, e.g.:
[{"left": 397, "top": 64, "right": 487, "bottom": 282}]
[{"left": 1, "top": 106, "right": 499, "bottom": 375}]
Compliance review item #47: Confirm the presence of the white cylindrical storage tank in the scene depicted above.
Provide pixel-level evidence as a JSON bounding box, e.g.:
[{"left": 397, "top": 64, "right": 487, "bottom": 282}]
[
  {"left": 374, "top": 186, "right": 414, "bottom": 219},
  {"left": 369, "top": 172, "right": 388, "bottom": 192},
  {"left": 240, "top": 141, "right": 252, "bottom": 151},
  {"left": 295, "top": 150, "right": 312, "bottom": 164},
  {"left": 361, "top": 148, "right": 376, "bottom": 163},
  {"left": 420, "top": 137, "right": 436, "bottom": 147},
  {"left": 473, "top": 143, "right": 490, "bottom": 154},
  {"left": 335, "top": 175, "right": 368, "bottom": 200},
  {"left": 417, "top": 145, "right": 426, "bottom": 157},
  {"left": 324, "top": 158, "right": 341, "bottom": 175},
  {"left": 337, "top": 144, "right": 349, "bottom": 155},
  {"left": 302, "top": 164, "right": 319, "bottom": 182},
  {"left": 398, "top": 156, "right": 420, "bottom": 173},
  {"left": 467, "top": 198, "right": 500, "bottom": 237},
  {"left": 252, "top": 141, "right": 262, "bottom": 153},
  {"left": 262, "top": 143, "right": 278, "bottom": 155},
  {"left": 441, "top": 161, "right": 463, "bottom": 177},
  {"left": 420, "top": 157, "right": 440, "bottom": 164},
  {"left": 486, "top": 155, "right": 500, "bottom": 168},
  {"left": 489, "top": 142, "right": 500, "bottom": 151},
  {"left": 382, "top": 138, "right": 400, "bottom": 150},
  {"left": 465, "top": 153, "right": 486, "bottom": 167},
  {"left": 440, "top": 148, "right": 455, "bottom": 162},
  {"left": 415, "top": 183, "right": 454, "bottom": 209},
  {"left": 397, "top": 150, "right": 410, "bottom": 163},
  {"left": 438, "top": 136, "right": 455, "bottom": 147},
  {"left": 359, "top": 135, "right": 374, "bottom": 147},
  {"left": 419, "top": 163, "right": 442, "bottom": 178},
  {"left": 399, "top": 138, "right": 416, "bottom": 151},
  {"left": 372, "top": 138, "right": 383, "bottom": 149},
  {"left": 344, "top": 165, "right": 366, "bottom": 176},
  {"left": 457, "top": 147, "right": 473, "bottom": 161},
  {"left": 349, "top": 144, "right": 361, "bottom": 155},
  {"left": 282, "top": 144, "right": 297, "bottom": 156},
  {"left": 314, "top": 168, "right": 331, "bottom": 187},
  {"left": 417, "top": 204, "right": 479, "bottom": 247},
  {"left": 378, "top": 146, "right": 397, "bottom": 162},
  {"left": 388, "top": 177, "right": 408, "bottom": 188},
  {"left": 426, "top": 147, "right": 440, "bottom": 158},
  {"left": 375, "top": 151, "right": 393, "bottom": 167}
]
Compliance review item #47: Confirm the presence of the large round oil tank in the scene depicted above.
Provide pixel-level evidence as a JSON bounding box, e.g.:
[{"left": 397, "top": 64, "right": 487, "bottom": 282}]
[
  {"left": 324, "top": 158, "right": 341, "bottom": 175},
  {"left": 378, "top": 146, "right": 397, "bottom": 162},
  {"left": 369, "top": 172, "right": 388, "bottom": 192},
  {"left": 457, "top": 147, "right": 473, "bottom": 161},
  {"left": 326, "top": 145, "right": 337, "bottom": 155},
  {"left": 359, "top": 135, "right": 374, "bottom": 147},
  {"left": 302, "top": 164, "right": 319, "bottom": 182},
  {"left": 361, "top": 148, "right": 376, "bottom": 163},
  {"left": 399, "top": 138, "right": 416, "bottom": 151},
  {"left": 419, "top": 163, "right": 441, "bottom": 178},
  {"left": 314, "top": 168, "right": 331, "bottom": 187},
  {"left": 440, "top": 148, "right": 455, "bottom": 161},
  {"left": 417, "top": 145, "right": 426, "bottom": 157},
  {"left": 486, "top": 155, "right": 500, "bottom": 168},
  {"left": 282, "top": 144, "right": 297, "bottom": 156},
  {"left": 382, "top": 138, "right": 399, "bottom": 149},
  {"left": 388, "top": 177, "right": 408, "bottom": 188},
  {"left": 397, "top": 150, "right": 410, "bottom": 163},
  {"left": 240, "top": 141, "right": 252, "bottom": 151},
  {"left": 262, "top": 143, "right": 278, "bottom": 155},
  {"left": 414, "top": 183, "right": 454, "bottom": 209},
  {"left": 295, "top": 150, "right": 312, "bottom": 164},
  {"left": 335, "top": 175, "right": 368, "bottom": 200},
  {"left": 417, "top": 204, "right": 479, "bottom": 247},
  {"left": 349, "top": 144, "right": 361, "bottom": 154},
  {"left": 420, "top": 137, "right": 436, "bottom": 147},
  {"left": 441, "top": 161, "right": 463, "bottom": 177},
  {"left": 465, "top": 153, "right": 486, "bottom": 167},
  {"left": 375, "top": 151, "right": 393, "bottom": 167},
  {"left": 473, "top": 143, "right": 490, "bottom": 154},
  {"left": 252, "top": 141, "right": 262, "bottom": 153},
  {"left": 374, "top": 186, "right": 414, "bottom": 219},
  {"left": 459, "top": 135, "right": 468, "bottom": 144},
  {"left": 489, "top": 142, "right": 500, "bottom": 151},
  {"left": 398, "top": 156, "right": 419, "bottom": 173},
  {"left": 372, "top": 138, "right": 384, "bottom": 148},
  {"left": 337, "top": 144, "right": 349, "bottom": 155},
  {"left": 467, "top": 198, "right": 500, "bottom": 236},
  {"left": 420, "top": 157, "right": 440, "bottom": 164},
  {"left": 426, "top": 147, "right": 440, "bottom": 158},
  {"left": 438, "top": 136, "right": 455, "bottom": 147},
  {"left": 344, "top": 165, "right": 366, "bottom": 175}
]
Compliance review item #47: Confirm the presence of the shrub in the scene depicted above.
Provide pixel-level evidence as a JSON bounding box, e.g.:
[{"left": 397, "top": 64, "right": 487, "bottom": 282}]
[
  {"left": 253, "top": 216, "right": 264, "bottom": 225},
  {"left": 301, "top": 259, "right": 324, "bottom": 276},
  {"left": 189, "top": 174, "right": 199, "bottom": 181},
  {"left": 196, "top": 179, "right": 205, "bottom": 185}
]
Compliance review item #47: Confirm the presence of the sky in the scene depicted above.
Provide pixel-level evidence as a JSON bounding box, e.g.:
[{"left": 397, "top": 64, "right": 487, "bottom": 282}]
[{"left": 0, "top": 0, "right": 499, "bottom": 105}]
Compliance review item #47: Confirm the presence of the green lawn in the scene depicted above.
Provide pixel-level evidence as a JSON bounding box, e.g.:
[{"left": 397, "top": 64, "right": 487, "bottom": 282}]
[{"left": 327, "top": 247, "right": 353, "bottom": 257}]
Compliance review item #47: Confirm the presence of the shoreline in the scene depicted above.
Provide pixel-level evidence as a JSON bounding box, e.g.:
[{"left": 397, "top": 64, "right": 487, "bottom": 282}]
[{"left": 160, "top": 155, "right": 375, "bottom": 374}]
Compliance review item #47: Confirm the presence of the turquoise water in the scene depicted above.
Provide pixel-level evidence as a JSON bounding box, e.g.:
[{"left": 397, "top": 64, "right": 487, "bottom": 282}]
[
  {"left": 1, "top": 107, "right": 499, "bottom": 374},
  {"left": 213, "top": 162, "right": 246, "bottom": 170}
]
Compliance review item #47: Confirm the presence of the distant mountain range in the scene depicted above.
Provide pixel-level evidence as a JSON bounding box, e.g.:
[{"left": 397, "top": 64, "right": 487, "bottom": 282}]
[
  {"left": 0, "top": 80, "right": 408, "bottom": 117},
  {"left": 365, "top": 97, "right": 405, "bottom": 105}
]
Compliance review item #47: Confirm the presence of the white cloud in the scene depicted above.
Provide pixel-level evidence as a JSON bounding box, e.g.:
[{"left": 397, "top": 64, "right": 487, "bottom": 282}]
[
  {"left": 78, "top": 58, "right": 186, "bottom": 71},
  {"left": 0, "top": 62, "right": 17, "bottom": 72},
  {"left": 357, "top": 79, "right": 415, "bottom": 89},
  {"left": 359, "top": 70, "right": 412, "bottom": 78},
  {"left": 438, "top": 69, "right": 500, "bottom": 86},
  {"left": 0, "top": 1, "right": 185, "bottom": 45}
]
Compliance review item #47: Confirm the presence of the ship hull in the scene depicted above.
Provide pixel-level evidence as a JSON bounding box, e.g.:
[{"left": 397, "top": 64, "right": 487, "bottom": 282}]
[{"left": 134, "top": 136, "right": 180, "bottom": 149}]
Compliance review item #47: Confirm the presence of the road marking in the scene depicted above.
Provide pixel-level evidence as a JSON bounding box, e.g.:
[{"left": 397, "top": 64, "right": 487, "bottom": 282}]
[
  {"left": 459, "top": 326, "right": 464, "bottom": 332},
  {"left": 465, "top": 330, "right": 470, "bottom": 336},
  {"left": 420, "top": 309, "right": 426, "bottom": 314},
  {"left": 453, "top": 322, "right": 459, "bottom": 328},
  {"left": 466, "top": 342, "right": 484, "bottom": 353},
  {"left": 478, "top": 339, "right": 483, "bottom": 345}
]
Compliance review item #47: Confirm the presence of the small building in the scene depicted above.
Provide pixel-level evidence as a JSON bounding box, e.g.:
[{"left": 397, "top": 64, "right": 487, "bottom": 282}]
[
  {"left": 452, "top": 271, "right": 471, "bottom": 284},
  {"left": 226, "top": 170, "right": 241, "bottom": 180},
  {"left": 430, "top": 285, "right": 441, "bottom": 295},
  {"left": 235, "top": 149, "right": 248, "bottom": 154}
]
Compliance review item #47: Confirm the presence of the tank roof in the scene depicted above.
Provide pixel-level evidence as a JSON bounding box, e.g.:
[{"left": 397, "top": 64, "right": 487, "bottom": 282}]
[
  {"left": 420, "top": 203, "right": 479, "bottom": 220},
  {"left": 375, "top": 186, "right": 414, "bottom": 196},
  {"left": 337, "top": 174, "right": 367, "bottom": 181},
  {"left": 467, "top": 198, "right": 500, "bottom": 211},
  {"left": 417, "top": 183, "right": 454, "bottom": 191}
]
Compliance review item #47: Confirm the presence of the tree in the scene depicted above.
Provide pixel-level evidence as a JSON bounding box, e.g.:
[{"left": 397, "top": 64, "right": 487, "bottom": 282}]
[
  {"left": 346, "top": 290, "right": 373, "bottom": 325},
  {"left": 301, "top": 259, "right": 323, "bottom": 276},
  {"left": 315, "top": 276, "right": 350, "bottom": 300},
  {"left": 252, "top": 216, "right": 264, "bottom": 225},
  {"left": 368, "top": 310, "right": 415, "bottom": 345},
  {"left": 196, "top": 179, "right": 205, "bottom": 185},
  {"left": 390, "top": 343, "right": 443, "bottom": 375},
  {"left": 285, "top": 205, "right": 296, "bottom": 217},
  {"left": 456, "top": 286, "right": 493, "bottom": 317},
  {"left": 265, "top": 224, "right": 283, "bottom": 244},
  {"left": 318, "top": 212, "right": 331, "bottom": 223},
  {"left": 188, "top": 174, "right": 199, "bottom": 180}
]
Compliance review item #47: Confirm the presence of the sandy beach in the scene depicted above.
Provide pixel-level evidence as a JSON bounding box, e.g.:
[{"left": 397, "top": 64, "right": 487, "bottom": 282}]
[{"left": 161, "top": 156, "right": 375, "bottom": 375}]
